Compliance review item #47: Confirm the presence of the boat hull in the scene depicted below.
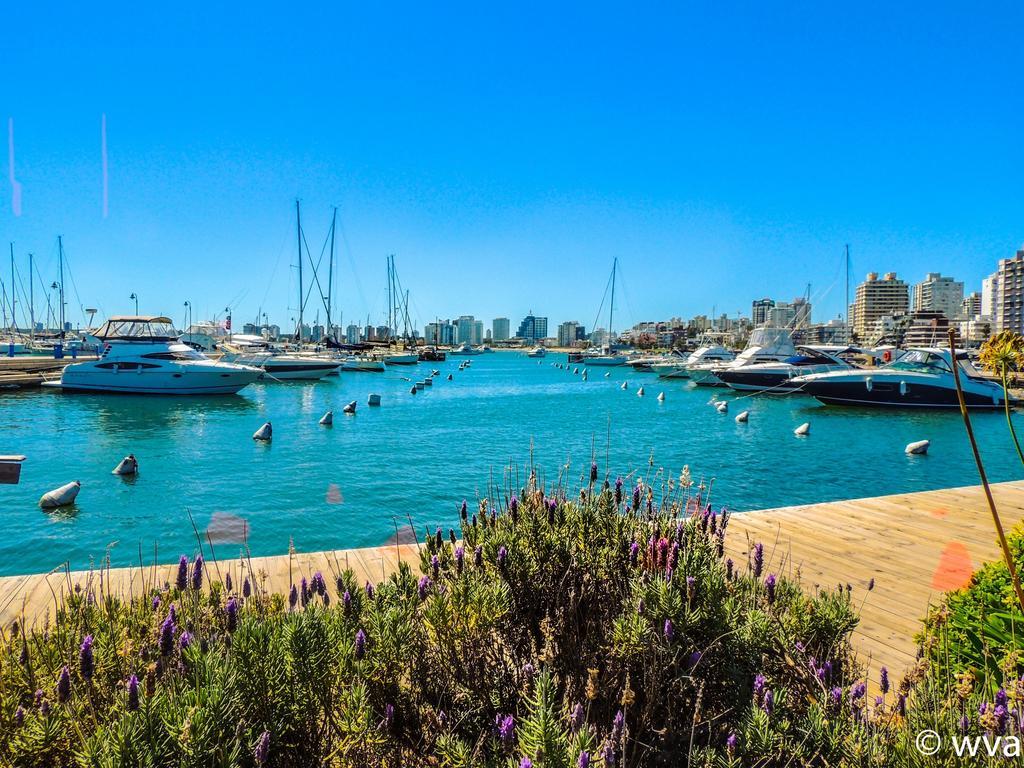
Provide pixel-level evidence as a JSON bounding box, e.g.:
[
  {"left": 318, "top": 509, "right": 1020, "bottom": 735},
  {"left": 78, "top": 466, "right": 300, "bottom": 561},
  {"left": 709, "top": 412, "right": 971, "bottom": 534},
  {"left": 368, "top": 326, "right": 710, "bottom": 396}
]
[
  {"left": 259, "top": 362, "right": 341, "bottom": 380},
  {"left": 52, "top": 366, "right": 260, "bottom": 395},
  {"left": 718, "top": 370, "right": 804, "bottom": 393},
  {"left": 384, "top": 354, "right": 419, "bottom": 365},
  {"left": 798, "top": 377, "right": 1005, "bottom": 409}
]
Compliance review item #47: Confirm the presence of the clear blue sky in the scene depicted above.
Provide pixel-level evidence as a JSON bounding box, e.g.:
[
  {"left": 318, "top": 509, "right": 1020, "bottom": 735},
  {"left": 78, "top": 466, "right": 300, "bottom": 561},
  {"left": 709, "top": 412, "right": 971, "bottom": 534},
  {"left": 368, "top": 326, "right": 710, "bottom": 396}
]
[{"left": 3, "top": 2, "right": 1022, "bottom": 333}]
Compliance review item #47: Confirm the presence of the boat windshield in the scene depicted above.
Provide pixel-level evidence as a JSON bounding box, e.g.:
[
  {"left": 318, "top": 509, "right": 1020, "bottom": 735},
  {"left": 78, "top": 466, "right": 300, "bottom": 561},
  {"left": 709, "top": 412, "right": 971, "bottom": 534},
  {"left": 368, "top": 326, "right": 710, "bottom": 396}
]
[
  {"left": 95, "top": 318, "right": 179, "bottom": 341},
  {"left": 884, "top": 350, "right": 952, "bottom": 374}
]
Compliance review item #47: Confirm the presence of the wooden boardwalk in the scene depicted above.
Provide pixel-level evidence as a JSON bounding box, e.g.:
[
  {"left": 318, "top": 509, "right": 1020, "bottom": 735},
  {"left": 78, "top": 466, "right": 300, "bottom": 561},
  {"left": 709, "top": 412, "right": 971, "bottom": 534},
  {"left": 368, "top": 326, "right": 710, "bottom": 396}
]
[{"left": 2, "top": 480, "right": 1023, "bottom": 686}]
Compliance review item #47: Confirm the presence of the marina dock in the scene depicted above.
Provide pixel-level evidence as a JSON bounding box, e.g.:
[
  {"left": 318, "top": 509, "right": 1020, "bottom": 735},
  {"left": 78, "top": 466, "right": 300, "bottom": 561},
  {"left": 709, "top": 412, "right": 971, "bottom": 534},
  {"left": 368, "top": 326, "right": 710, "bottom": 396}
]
[
  {"left": 2, "top": 480, "right": 1023, "bottom": 686},
  {"left": 0, "top": 355, "right": 97, "bottom": 389}
]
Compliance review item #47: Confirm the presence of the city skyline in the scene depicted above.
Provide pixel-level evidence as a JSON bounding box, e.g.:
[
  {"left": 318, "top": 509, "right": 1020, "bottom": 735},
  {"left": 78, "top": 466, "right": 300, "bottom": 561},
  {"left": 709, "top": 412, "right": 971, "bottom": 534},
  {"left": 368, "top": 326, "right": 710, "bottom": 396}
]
[{"left": 3, "top": 3, "right": 1023, "bottom": 331}]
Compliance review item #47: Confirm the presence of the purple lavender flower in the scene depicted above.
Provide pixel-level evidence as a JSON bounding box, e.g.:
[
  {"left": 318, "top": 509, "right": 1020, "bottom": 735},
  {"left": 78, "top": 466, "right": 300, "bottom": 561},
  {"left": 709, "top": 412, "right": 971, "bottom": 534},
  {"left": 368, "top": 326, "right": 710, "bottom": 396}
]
[
  {"left": 127, "top": 674, "right": 140, "bottom": 711},
  {"left": 510, "top": 495, "right": 519, "bottom": 517},
  {"left": 726, "top": 732, "right": 738, "bottom": 754},
  {"left": 225, "top": 597, "right": 239, "bottom": 632},
  {"left": 312, "top": 572, "right": 326, "bottom": 596},
  {"left": 243, "top": 577, "right": 252, "bottom": 598},
  {"left": 57, "top": 665, "right": 71, "bottom": 703},
  {"left": 254, "top": 730, "right": 270, "bottom": 765},
  {"left": 431, "top": 555, "right": 440, "bottom": 579},
  {"left": 636, "top": 598, "right": 645, "bottom": 614},
  {"left": 191, "top": 555, "right": 204, "bottom": 591},
  {"left": 168, "top": 603, "right": 177, "bottom": 623},
  {"left": 686, "top": 576, "right": 697, "bottom": 602},
  {"left": 590, "top": 462, "right": 598, "bottom": 483},
  {"left": 996, "top": 688, "right": 1009, "bottom": 708},
  {"left": 343, "top": 589, "right": 353, "bottom": 614},
  {"left": 633, "top": 484, "right": 641, "bottom": 509},
  {"left": 365, "top": 582, "right": 375, "bottom": 600},
  {"left": 354, "top": 628, "right": 367, "bottom": 660},
  {"left": 288, "top": 584, "right": 298, "bottom": 609},
  {"left": 174, "top": 555, "right": 188, "bottom": 591},
  {"left": 14, "top": 705, "right": 24, "bottom": 726},
  {"left": 612, "top": 709, "right": 624, "bottom": 741},
  {"left": 600, "top": 739, "right": 616, "bottom": 765},
  {"left": 850, "top": 681, "right": 867, "bottom": 705},
  {"left": 868, "top": 577, "right": 875, "bottom": 591},
  {"left": 520, "top": 760, "right": 533, "bottom": 768},
  {"left": 879, "top": 667, "right": 890, "bottom": 695},
  {"left": 179, "top": 631, "right": 193, "bottom": 651},
  {"left": 79, "top": 634, "right": 94, "bottom": 680},
  {"left": 996, "top": 704, "right": 1010, "bottom": 734},
  {"left": 497, "top": 545, "right": 508, "bottom": 568},
  {"left": 569, "top": 702, "right": 585, "bottom": 731},
  {"left": 300, "top": 577, "right": 310, "bottom": 607},
  {"left": 159, "top": 615, "right": 176, "bottom": 656},
  {"left": 34, "top": 689, "right": 44, "bottom": 707},
  {"left": 663, "top": 618, "right": 674, "bottom": 642},
  {"left": 765, "top": 574, "right": 777, "bottom": 605},
  {"left": 752, "top": 543, "right": 764, "bottom": 578},
  {"left": 669, "top": 542, "right": 679, "bottom": 570},
  {"left": 455, "top": 546, "right": 465, "bottom": 573},
  {"left": 460, "top": 500, "right": 468, "bottom": 520},
  {"left": 753, "top": 673, "right": 766, "bottom": 702},
  {"left": 629, "top": 540, "right": 639, "bottom": 566},
  {"left": 384, "top": 702, "right": 395, "bottom": 729},
  {"left": 474, "top": 545, "right": 484, "bottom": 568},
  {"left": 657, "top": 537, "right": 669, "bottom": 567},
  {"left": 577, "top": 751, "right": 590, "bottom": 768},
  {"left": 830, "top": 686, "right": 842, "bottom": 706},
  {"left": 418, "top": 576, "right": 431, "bottom": 600},
  {"left": 225, "top": 572, "right": 233, "bottom": 592},
  {"left": 615, "top": 477, "right": 623, "bottom": 505},
  {"left": 152, "top": 595, "right": 161, "bottom": 611},
  {"left": 762, "top": 689, "right": 774, "bottom": 716},
  {"left": 497, "top": 714, "right": 515, "bottom": 747},
  {"left": 726, "top": 558, "right": 734, "bottom": 579},
  {"left": 39, "top": 700, "right": 49, "bottom": 716}
]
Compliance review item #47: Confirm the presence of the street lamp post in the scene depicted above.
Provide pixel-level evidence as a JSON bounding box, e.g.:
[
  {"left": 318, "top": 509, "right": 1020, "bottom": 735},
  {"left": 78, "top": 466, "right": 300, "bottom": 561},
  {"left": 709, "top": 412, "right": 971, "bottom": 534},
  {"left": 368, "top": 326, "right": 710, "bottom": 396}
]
[{"left": 130, "top": 293, "right": 138, "bottom": 314}]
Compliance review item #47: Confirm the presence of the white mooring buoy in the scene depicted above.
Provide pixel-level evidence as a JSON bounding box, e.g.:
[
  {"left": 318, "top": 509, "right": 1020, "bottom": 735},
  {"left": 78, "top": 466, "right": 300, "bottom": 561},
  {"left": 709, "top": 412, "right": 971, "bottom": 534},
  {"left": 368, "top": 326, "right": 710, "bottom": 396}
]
[
  {"left": 253, "top": 422, "right": 273, "bottom": 441},
  {"left": 735, "top": 410, "right": 749, "bottom": 423},
  {"left": 604, "top": 372, "right": 611, "bottom": 378},
  {"left": 446, "top": 373, "right": 453, "bottom": 381},
  {"left": 716, "top": 402, "right": 728, "bottom": 413},
  {"left": 620, "top": 381, "right": 628, "bottom": 390},
  {"left": 582, "top": 372, "right": 588, "bottom": 381},
  {"left": 573, "top": 367, "right": 579, "bottom": 374},
  {"left": 367, "top": 393, "right": 382, "bottom": 406},
  {"left": 319, "top": 411, "right": 334, "bottom": 426},
  {"left": 637, "top": 385, "right": 645, "bottom": 396},
  {"left": 410, "top": 386, "right": 418, "bottom": 394},
  {"left": 343, "top": 401, "right": 357, "bottom": 414},
  {"left": 905, "top": 439, "right": 930, "bottom": 455},
  {"left": 657, "top": 392, "right": 665, "bottom": 402},
  {"left": 112, "top": 454, "right": 138, "bottom": 476},
  {"left": 794, "top": 422, "right": 810, "bottom": 436},
  {"left": 39, "top": 480, "right": 81, "bottom": 509}
]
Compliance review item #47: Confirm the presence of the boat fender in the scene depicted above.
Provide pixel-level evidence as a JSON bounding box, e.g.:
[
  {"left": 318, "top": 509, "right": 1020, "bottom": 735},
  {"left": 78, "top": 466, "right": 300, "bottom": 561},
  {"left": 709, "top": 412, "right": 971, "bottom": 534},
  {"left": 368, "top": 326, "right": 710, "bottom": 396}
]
[
  {"left": 112, "top": 455, "right": 138, "bottom": 476},
  {"left": 319, "top": 411, "right": 334, "bottom": 426},
  {"left": 39, "top": 480, "right": 81, "bottom": 509},
  {"left": 716, "top": 402, "right": 728, "bottom": 413},
  {"left": 253, "top": 422, "right": 273, "bottom": 441},
  {"left": 865, "top": 377, "right": 872, "bottom": 392},
  {"left": 735, "top": 410, "right": 749, "bottom": 423},
  {"left": 367, "top": 394, "right": 382, "bottom": 406},
  {"left": 342, "top": 401, "right": 356, "bottom": 414},
  {"left": 794, "top": 422, "right": 810, "bottom": 436},
  {"left": 899, "top": 381, "right": 908, "bottom": 396},
  {"left": 905, "top": 439, "right": 930, "bottom": 455},
  {"left": 637, "top": 386, "right": 645, "bottom": 397}
]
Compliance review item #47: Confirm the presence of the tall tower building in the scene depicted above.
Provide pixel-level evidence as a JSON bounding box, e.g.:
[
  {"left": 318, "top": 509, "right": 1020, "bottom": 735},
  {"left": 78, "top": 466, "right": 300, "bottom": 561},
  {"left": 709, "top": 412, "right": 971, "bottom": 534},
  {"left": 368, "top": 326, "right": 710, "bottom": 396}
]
[
  {"left": 492, "top": 317, "right": 510, "bottom": 342},
  {"left": 912, "top": 273, "right": 964, "bottom": 319},
  {"left": 849, "top": 272, "right": 909, "bottom": 341},
  {"left": 995, "top": 249, "right": 1024, "bottom": 334},
  {"left": 751, "top": 298, "right": 775, "bottom": 326}
]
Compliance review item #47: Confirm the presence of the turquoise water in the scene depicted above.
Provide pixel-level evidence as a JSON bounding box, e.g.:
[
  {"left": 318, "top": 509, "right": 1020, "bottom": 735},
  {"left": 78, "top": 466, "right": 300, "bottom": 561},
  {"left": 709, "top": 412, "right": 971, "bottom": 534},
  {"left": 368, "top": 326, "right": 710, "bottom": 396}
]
[{"left": 1, "top": 352, "right": 1021, "bottom": 577}]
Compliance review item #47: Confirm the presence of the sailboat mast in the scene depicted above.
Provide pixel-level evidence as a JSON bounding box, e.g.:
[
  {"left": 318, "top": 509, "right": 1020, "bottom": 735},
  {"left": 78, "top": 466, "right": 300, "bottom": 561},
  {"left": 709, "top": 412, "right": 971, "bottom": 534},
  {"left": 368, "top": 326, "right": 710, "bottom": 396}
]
[
  {"left": 57, "top": 236, "right": 65, "bottom": 339},
  {"left": 844, "top": 244, "right": 850, "bottom": 340},
  {"left": 295, "top": 200, "right": 303, "bottom": 341},
  {"left": 327, "top": 207, "right": 337, "bottom": 340},
  {"left": 9, "top": 242, "right": 15, "bottom": 337},
  {"left": 28, "top": 252, "right": 34, "bottom": 341},
  {"left": 608, "top": 258, "right": 617, "bottom": 349}
]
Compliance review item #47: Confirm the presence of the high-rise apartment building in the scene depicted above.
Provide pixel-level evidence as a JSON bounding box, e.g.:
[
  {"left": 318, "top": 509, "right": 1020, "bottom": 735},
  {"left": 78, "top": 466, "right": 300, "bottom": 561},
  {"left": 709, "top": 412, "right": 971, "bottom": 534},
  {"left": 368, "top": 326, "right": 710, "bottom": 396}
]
[
  {"left": 751, "top": 298, "right": 775, "bottom": 326},
  {"left": 960, "top": 292, "right": 981, "bottom": 319},
  {"left": 492, "top": 317, "right": 510, "bottom": 341},
  {"left": 849, "top": 272, "right": 909, "bottom": 341},
  {"left": 517, "top": 313, "right": 548, "bottom": 342},
  {"left": 994, "top": 250, "right": 1024, "bottom": 334},
  {"left": 557, "top": 321, "right": 581, "bottom": 347},
  {"left": 912, "top": 273, "right": 964, "bottom": 319}
]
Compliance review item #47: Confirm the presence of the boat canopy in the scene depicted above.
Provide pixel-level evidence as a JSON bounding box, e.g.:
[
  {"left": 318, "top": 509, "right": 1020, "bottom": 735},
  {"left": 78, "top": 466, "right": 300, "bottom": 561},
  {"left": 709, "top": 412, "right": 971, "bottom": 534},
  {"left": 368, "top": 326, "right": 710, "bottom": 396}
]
[{"left": 94, "top": 316, "right": 179, "bottom": 341}]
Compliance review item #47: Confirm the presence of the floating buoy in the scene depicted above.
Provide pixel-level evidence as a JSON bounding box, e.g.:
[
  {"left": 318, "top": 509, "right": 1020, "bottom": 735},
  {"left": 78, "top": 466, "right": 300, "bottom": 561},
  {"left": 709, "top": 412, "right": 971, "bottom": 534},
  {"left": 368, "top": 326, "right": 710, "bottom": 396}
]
[
  {"left": 319, "top": 411, "right": 334, "bottom": 426},
  {"left": 431, "top": 369, "right": 440, "bottom": 376},
  {"left": 423, "top": 377, "right": 433, "bottom": 386},
  {"left": 794, "top": 422, "right": 810, "bottom": 436},
  {"left": 253, "top": 422, "right": 273, "bottom": 441},
  {"left": 367, "top": 394, "right": 381, "bottom": 406},
  {"left": 446, "top": 374, "right": 453, "bottom": 381},
  {"left": 582, "top": 372, "right": 588, "bottom": 381},
  {"left": 657, "top": 392, "right": 665, "bottom": 402},
  {"left": 906, "top": 439, "right": 930, "bottom": 455},
  {"left": 735, "top": 410, "right": 749, "bottom": 423},
  {"left": 604, "top": 372, "right": 610, "bottom": 378},
  {"left": 716, "top": 402, "right": 728, "bottom": 414},
  {"left": 620, "top": 381, "right": 628, "bottom": 390},
  {"left": 410, "top": 386, "right": 418, "bottom": 394},
  {"left": 712, "top": 400, "right": 727, "bottom": 408},
  {"left": 637, "top": 386, "right": 645, "bottom": 397},
  {"left": 415, "top": 382, "right": 425, "bottom": 391},
  {"left": 39, "top": 481, "right": 80, "bottom": 509},
  {"left": 342, "top": 401, "right": 357, "bottom": 414},
  {"left": 573, "top": 367, "right": 579, "bottom": 374},
  {"left": 111, "top": 454, "right": 138, "bottom": 476}
]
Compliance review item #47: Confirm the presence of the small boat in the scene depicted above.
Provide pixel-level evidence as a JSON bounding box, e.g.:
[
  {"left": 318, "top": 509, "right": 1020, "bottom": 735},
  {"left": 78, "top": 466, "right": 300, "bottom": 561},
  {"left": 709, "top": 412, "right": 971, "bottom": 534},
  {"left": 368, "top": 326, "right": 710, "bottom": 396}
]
[
  {"left": 220, "top": 343, "right": 341, "bottom": 381},
  {"left": 690, "top": 328, "right": 796, "bottom": 388},
  {"left": 340, "top": 356, "right": 386, "bottom": 373},
  {"left": 44, "top": 316, "right": 262, "bottom": 395},
  {"left": 526, "top": 346, "right": 547, "bottom": 358},
  {"left": 384, "top": 353, "right": 419, "bottom": 366},
  {"left": 793, "top": 347, "right": 1009, "bottom": 409},
  {"left": 418, "top": 347, "right": 446, "bottom": 362},
  {"left": 450, "top": 343, "right": 483, "bottom": 356}
]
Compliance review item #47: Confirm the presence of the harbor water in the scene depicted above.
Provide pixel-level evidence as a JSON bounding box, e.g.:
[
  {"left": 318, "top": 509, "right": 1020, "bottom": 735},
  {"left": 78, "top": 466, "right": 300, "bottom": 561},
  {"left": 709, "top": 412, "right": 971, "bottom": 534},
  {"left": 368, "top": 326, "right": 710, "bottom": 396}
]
[{"left": 1, "top": 351, "right": 1021, "bottom": 576}]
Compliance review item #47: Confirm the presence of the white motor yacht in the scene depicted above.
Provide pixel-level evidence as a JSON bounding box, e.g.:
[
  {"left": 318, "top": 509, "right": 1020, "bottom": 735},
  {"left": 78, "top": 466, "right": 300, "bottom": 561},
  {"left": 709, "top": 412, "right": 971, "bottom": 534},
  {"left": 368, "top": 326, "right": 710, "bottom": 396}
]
[
  {"left": 384, "top": 352, "right": 419, "bottom": 365},
  {"left": 220, "top": 340, "right": 341, "bottom": 381},
  {"left": 341, "top": 355, "right": 386, "bottom": 372},
  {"left": 44, "top": 316, "right": 262, "bottom": 395},
  {"left": 450, "top": 343, "right": 484, "bottom": 356},
  {"left": 690, "top": 328, "right": 796, "bottom": 387},
  {"left": 717, "top": 346, "right": 855, "bottom": 394},
  {"left": 792, "top": 348, "right": 1009, "bottom": 409},
  {"left": 526, "top": 346, "right": 547, "bottom": 358}
]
